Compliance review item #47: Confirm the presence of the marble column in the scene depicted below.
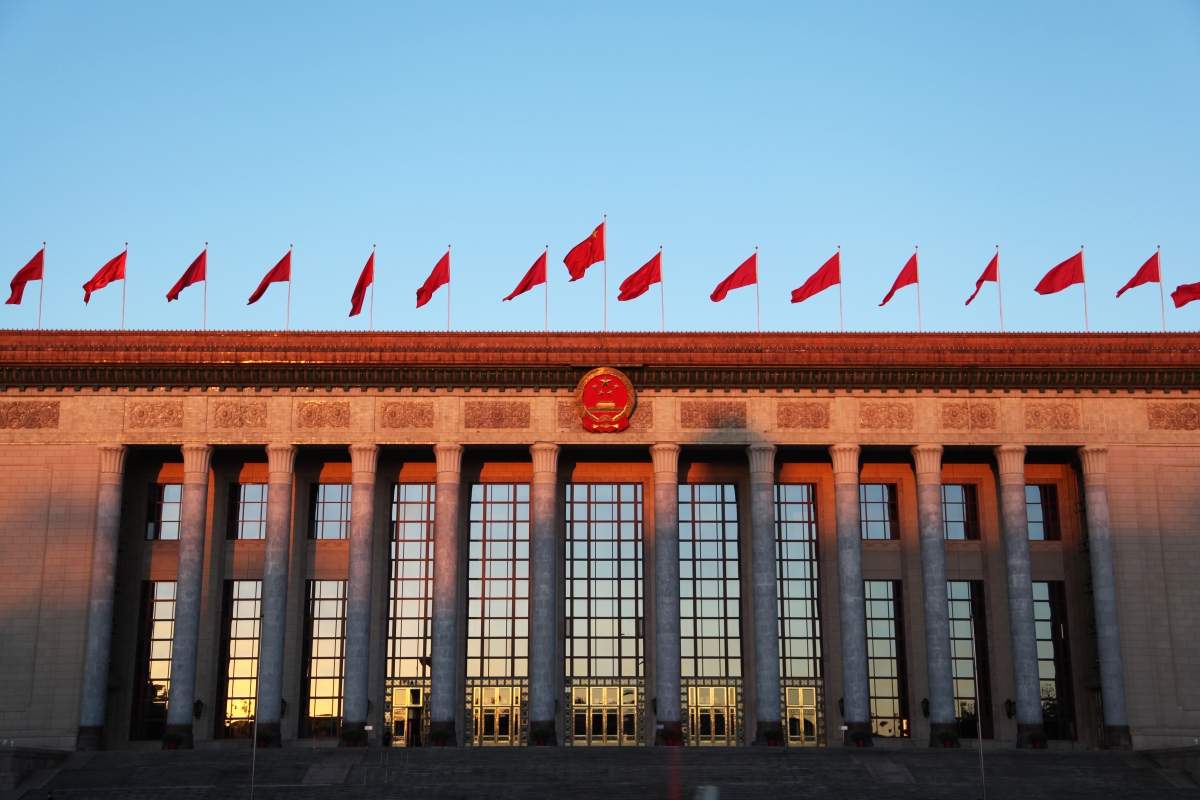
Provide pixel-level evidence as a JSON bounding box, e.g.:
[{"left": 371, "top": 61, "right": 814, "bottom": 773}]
[
  {"left": 993, "top": 444, "right": 1043, "bottom": 745},
  {"left": 255, "top": 443, "right": 297, "bottom": 747},
  {"left": 829, "top": 444, "right": 870, "bottom": 745},
  {"left": 164, "top": 444, "right": 214, "bottom": 749},
  {"left": 76, "top": 444, "right": 128, "bottom": 751},
  {"left": 746, "top": 444, "right": 783, "bottom": 744},
  {"left": 650, "top": 442, "right": 682, "bottom": 745},
  {"left": 341, "top": 443, "right": 380, "bottom": 745},
  {"left": 911, "top": 444, "right": 956, "bottom": 747},
  {"left": 430, "top": 443, "right": 464, "bottom": 745},
  {"left": 1077, "top": 446, "right": 1131, "bottom": 749},
  {"left": 528, "top": 443, "right": 561, "bottom": 744}
]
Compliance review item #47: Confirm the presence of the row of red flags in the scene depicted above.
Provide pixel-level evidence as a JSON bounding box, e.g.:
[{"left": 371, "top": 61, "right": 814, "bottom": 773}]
[{"left": 7, "top": 223, "right": 1199, "bottom": 315}]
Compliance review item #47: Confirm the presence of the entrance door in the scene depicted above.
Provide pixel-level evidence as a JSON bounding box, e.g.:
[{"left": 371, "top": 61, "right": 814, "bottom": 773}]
[
  {"left": 390, "top": 687, "right": 426, "bottom": 747},
  {"left": 687, "top": 686, "right": 739, "bottom": 746},
  {"left": 470, "top": 685, "right": 524, "bottom": 746},
  {"left": 569, "top": 685, "right": 640, "bottom": 745},
  {"left": 784, "top": 685, "right": 818, "bottom": 745}
]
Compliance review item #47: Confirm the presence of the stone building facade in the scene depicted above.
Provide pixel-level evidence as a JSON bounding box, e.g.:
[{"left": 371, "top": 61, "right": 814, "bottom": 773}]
[{"left": 0, "top": 331, "right": 1196, "bottom": 751}]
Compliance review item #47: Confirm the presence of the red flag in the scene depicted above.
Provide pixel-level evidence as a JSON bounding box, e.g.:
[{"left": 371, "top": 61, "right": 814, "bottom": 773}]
[
  {"left": 1035, "top": 251, "right": 1085, "bottom": 295},
  {"left": 6, "top": 248, "right": 45, "bottom": 305},
  {"left": 618, "top": 252, "right": 662, "bottom": 301},
  {"left": 965, "top": 253, "right": 998, "bottom": 305},
  {"left": 1116, "top": 251, "right": 1161, "bottom": 298},
  {"left": 83, "top": 250, "right": 127, "bottom": 304},
  {"left": 503, "top": 251, "right": 547, "bottom": 301},
  {"left": 1171, "top": 282, "right": 1200, "bottom": 308},
  {"left": 166, "top": 249, "right": 207, "bottom": 302},
  {"left": 880, "top": 252, "right": 919, "bottom": 306},
  {"left": 563, "top": 222, "right": 605, "bottom": 281},
  {"left": 710, "top": 253, "right": 757, "bottom": 302},
  {"left": 791, "top": 252, "right": 840, "bottom": 304},
  {"left": 349, "top": 252, "right": 374, "bottom": 316},
  {"left": 417, "top": 250, "right": 450, "bottom": 308},
  {"left": 248, "top": 250, "right": 291, "bottom": 305}
]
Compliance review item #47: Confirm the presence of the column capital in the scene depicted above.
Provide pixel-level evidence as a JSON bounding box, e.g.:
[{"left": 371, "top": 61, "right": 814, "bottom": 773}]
[
  {"left": 649, "top": 442, "right": 681, "bottom": 482},
  {"left": 828, "top": 444, "right": 860, "bottom": 485},
  {"left": 434, "top": 443, "right": 464, "bottom": 482},
  {"left": 910, "top": 444, "right": 944, "bottom": 486},
  {"left": 993, "top": 444, "right": 1027, "bottom": 485},
  {"left": 97, "top": 444, "right": 128, "bottom": 485},
  {"left": 529, "top": 443, "right": 560, "bottom": 484},
  {"left": 349, "top": 443, "right": 380, "bottom": 480},
  {"left": 265, "top": 443, "right": 298, "bottom": 479},
  {"left": 181, "top": 444, "right": 214, "bottom": 485},
  {"left": 1077, "top": 445, "right": 1108, "bottom": 486},
  {"left": 746, "top": 444, "right": 776, "bottom": 484}
]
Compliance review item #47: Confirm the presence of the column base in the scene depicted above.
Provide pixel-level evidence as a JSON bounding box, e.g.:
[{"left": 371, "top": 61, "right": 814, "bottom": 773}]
[
  {"left": 1016, "top": 723, "right": 1045, "bottom": 749},
  {"left": 655, "top": 722, "right": 684, "bottom": 746},
  {"left": 339, "top": 720, "right": 367, "bottom": 748},
  {"left": 76, "top": 726, "right": 104, "bottom": 751},
  {"left": 928, "top": 722, "right": 959, "bottom": 748},
  {"left": 843, "top": 721, "right": 873, "bottom": 747},
  {"left": 429, "top": 721, "right": 457, "bottom": 747},
  {"left": 752, "top": 720, "right": 786, "bottom": 746},
  {"left": 254, "top": 722, "right": 282, "bottom": 748},
  {"left": 162, "top": 723, "right": 194, "bottom": 750},
  {"left": 1103, "top": 725, "right": 1132, "bottom": 750},
  {"left": 529, "top": 720, "right": 557, "bottom": 746}
]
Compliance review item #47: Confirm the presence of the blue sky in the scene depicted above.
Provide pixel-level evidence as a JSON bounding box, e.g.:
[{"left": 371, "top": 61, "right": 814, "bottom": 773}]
[{"left": 1, "top": 2, "right": 1198, "bottom": 333}]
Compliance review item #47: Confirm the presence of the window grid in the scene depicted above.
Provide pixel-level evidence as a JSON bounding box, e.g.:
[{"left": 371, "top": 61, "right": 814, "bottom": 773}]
[
  {"left": 678, "top": 484, "right": 742, "bottom": 679},
  {"left": 565, "top": 483, "right": 644, "bottom": 680},
  {"left": 1026, "top": 485, "right": 1061, "bottom": 541},
  {"left": 1033, "top": 581, "right": 1076, "bottom": 740},
  {"left": 860, "top": 484, "right": 898, "bottom": 540},
  {"left": 300, "top": 580, "right": 346, "bottom": 739},
  {"left": 388, "top": 484, "right": 436, "bottom": 680},
  {"left": 467, "top": 484, "right": 531, "bottom": 679},
  {"left": 941, "top": 485, "right": 980, "bottom": 541},
  {"left": 146, "top": 484, "right": 182, "bottom": 540},
  {"left": 947, "top": 580, "right": 994, "bottom": 738},
  {"left": 128, "top": 581, "right": 176, "bottom": 740},
  {"left": 215, "top": 580, "right": 262, "bottom": 739},
  {"left": 774, "top": 484, "right": 822, "bottom": 680},
  {"left": 229, "top": 483, "right": 269, "bottom": 540},
  {"left": 865, "top": 580, "right": 909, "bottom": 738},
  {"left": 310, "top": 484, "right": 353, "bottom": 540}
]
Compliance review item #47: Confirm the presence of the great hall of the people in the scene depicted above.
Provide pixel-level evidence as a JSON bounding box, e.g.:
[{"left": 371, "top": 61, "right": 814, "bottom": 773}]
[{"left": 1, "top": 329, "right": 1197, "bottom": 754}]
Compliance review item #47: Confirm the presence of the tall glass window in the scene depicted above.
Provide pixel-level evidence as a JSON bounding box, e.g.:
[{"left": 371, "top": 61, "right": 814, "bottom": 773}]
[
  {"left": 146, "top": 484, "right": 182, "bottom": 540},
  {"left": 300, "top": 580, "right": 346, "bottom": 739},
  {"left": 215, "top": 580, "right": 262, "bottom": 739},
  {"left": 947, "top": 580, "right": 994, "bottom": 738},
  {"left": 860, "top": 484, "right": 898, "bottom": 540},
  {"left": 1033, "top": 581, "right": 1076, "bottom": 739},
  {"left": 1026, "top": 485, "right": 1061, "bottom": 541},
  {"left": 129, "top": 581, "right": 176, "bottom": 740},
  {"left": 467, "top": 484, "right": 530, "bottom": 678},
  {"left": 228, "top": 484, "right": 268, "bottom": 540},
  {"left": 942, "top": 485, "right": 980, "bottom": 540},
  {"left": 310, "top": 484, "right": 352, "bottom": 540},
  {"left": 388, "top": 484, "right": 436, "bottom": 681},
  {"left": 678, "top": 484, "right": 741, "bottom": 679},
  {"left": 864, "top": 580, "right": 909, "bottom": 738},
  {"left": 774, "top": 484, "right": 821, "bottom": 679}
]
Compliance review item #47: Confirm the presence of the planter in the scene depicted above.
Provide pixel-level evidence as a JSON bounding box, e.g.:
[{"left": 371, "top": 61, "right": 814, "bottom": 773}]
[
  {"left": 1032, "top": 742, "right": 1045, "bottom": 750},
  {"left": 855, "top": 739, "right": 868, "bottom": 747},
  {"left": 942, "top": 741, "right": 954, "bottom": 748},
  {"left": 345, "top": 740, "right": 357, "bottom": 748},
  {"left": 165, "top": 742, "right": 179, "bottom": 751},
  {"left": 766, "top": 739, "right": 780, "bottom": 747},
  {"left": 256, "top": 741, "right": 268, "bottom": 749},
  {"left": 435, "top": 739, "right": 446, "bottom": 747}
]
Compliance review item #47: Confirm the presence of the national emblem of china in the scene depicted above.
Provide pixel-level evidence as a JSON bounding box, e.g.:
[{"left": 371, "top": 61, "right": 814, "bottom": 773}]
[{"left": 574, "top": 367, "right": 636, "bottom": 433}]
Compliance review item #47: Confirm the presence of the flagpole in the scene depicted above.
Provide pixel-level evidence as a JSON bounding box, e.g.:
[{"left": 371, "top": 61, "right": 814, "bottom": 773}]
[
  {"left": 369, "top": 244, "right": 376, "bottom": 333},
  {"left": 1157, "top": 245, "right": 1166, "bottom": 333},
  {"left": 286, "top": 244, "right": 292, "bottom": 332},
  {"left": 38, "top": 241, "right": 45, "bottom": 332},
  {"left": 603, "top": 214, "right": 608, "bottom": 333},
  {"left": 838, "top": 245, "right": 844, "bottom": 333},
  {"left": 446, "top": 244, "right": 451, "bottom": 333},
  {"left": 996, "top": 246, "right": 1005, "bottom": 333},
  {"left": 121, "top": 243, "right": 127, "bottom": 331},
  {"left": 659, "top": 246, "right": 665, "bottom": 333},
  {"left": 915, "top": 245, "right": 922, "bottom": 333},
  {"left": 1081, "top": 245, "right": 1089, "bottom": 333},
  {"left": 203, "top": 242, "right": 208, "bottom": 332},
  {"left": 755, "top": 246, "right": 760, "bottom": 333},
  {"left": 544, "top": 245, "right": 549, "bottom": 333}
]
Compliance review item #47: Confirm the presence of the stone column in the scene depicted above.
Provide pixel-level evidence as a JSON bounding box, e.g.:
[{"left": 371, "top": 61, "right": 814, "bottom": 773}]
[
  {"left": 76, "top": 444, "right": 128, "bottom": 751},
  {"left": 746, "top": 444, "right": 783, "bottom": 744},
  {"left": 912, "top": 444, "right": 956, "bottom": 747},
  {"left": 993, "top": 444, "right": 1043, "bottom": 745},
  {"left": 528, "top": 443, "right": 561, "bottom": 744},
  {"left": 650, "top": 442, "right": 682, "bottom": 745},
  {"left": 830, "top": 444, "right": 870, "bottom": 745},
  {"left": 430, "top": 443, "right": 464, "bottom": 744},
  {"left": 164, "top": 444, "right": 214, "bottom": 749},
  {"left": 255, "top": 443, "right": 297, "bottom": 747},
  {"left": 341, "top": 443, "right": 380, "bottom": 745},
  {"left": 1077, "top": 446, "right": 1131, "bottom": 749}
]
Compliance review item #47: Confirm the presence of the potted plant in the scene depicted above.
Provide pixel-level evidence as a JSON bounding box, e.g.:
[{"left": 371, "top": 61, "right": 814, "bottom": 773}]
[
  {"left": 762, "top": 729, "right": 784, "bottom": 747},
  {"left": 431, "top": 729, "right": 451, "bottom": 747},
  {"left": 850, "top": 729, "right": 873, "bottom": 747},
  {"left": 256, "top": 731, "right": 273, "bottom": 748},
  {"left": 1027, "top": 731, "right": 1048, "bottom": 750},
  {"left": 340, "top": 729, "right": 365, "bottom": 748},
  {"left": 938, "top": 730, "right": 960, "bottom": 749},
  {"left": 162, "top": 732, "right": 183, "bottom": 750},
  {"left": 531, "top": 729, "right": 553, "bottom": 746}
]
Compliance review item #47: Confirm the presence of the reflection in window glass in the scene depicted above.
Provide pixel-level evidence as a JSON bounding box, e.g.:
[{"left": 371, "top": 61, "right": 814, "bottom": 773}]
[
  {"left": 388, "top": 484, "right": 435, "bottom": 680},
  {"left": 300, "top": 580, "right": 346, "bottom": 739},
  {"left": 311, "top": 484, "right": 352, "bottom": 540},
  {"left": 129, "top": 581, "right": 176, "bottom": 740},
  {"left": 467, "top": 484, "right": 530, "bottom": 678},
  {"left": 215, "top": 580, "right": 262, "bottom": 739},
  {"left": 941, "top": 485, "right": 979, "bottom": 540},
  {"left": 1026, "top": 485, "right": 1061, "bottom": 541},
  {"left": 678, "top": 484, "right": 741, "bottom": 679},
  {"left": 231, "top": 484, "right": 269, "bottom": 540},
  {"left": 859, "top": 484, "right": 898, "bottom": 540},
  {"left": 774, "top": 484, "right": 821, "bottom": 679},
  {"left": 1033, "top": 581, "right": 1076, "bottom": 739},
  {"left": 146, "top": 484, "right": 182, "bottom": 540},
  {"left": 865, "top": 580, "right": 909, "bottom": 738},
  {"left": 947, "top": 580, "right": 994, "bottom": 738}
]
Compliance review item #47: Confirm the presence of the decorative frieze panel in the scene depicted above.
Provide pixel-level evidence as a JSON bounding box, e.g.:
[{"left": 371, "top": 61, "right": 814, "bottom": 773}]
[
  {"left": 777, "top": 401, "right": 830, "bottom": 429},
  {"left": 381, "top": 401, "right": 435, "bottom": 429},
  {"left": 680, "top": 401, "right": 746, "bottom": 429},
  {"left": 0, "top": 401, "right": 59, "bottom": 429},
  {"left": 464, "top": 401, "right": 530, "bottom": 429},
  {"left": 940, "top": 401, "right": 997, "bottom": 430},
  {"left": 629, "top": 399, "right": 654, "bottom": 430},
  {"left": 212, "top": 400, "right": 267, "bottom": 428},
  {"left": 1148, "top": 402, "right": 1200, "bottom": 431},
  {"left": 859, "top": 402, "right": 913, "bottom": 430},
  {"left": 129, "top": 401, "right": 184, "bottom": 429},
  {"left": 295, "top": 400, "right": 350, "bottom": 428},
  {"left": 1024, "top": 401, "right": 1080, "bottom": 430}
]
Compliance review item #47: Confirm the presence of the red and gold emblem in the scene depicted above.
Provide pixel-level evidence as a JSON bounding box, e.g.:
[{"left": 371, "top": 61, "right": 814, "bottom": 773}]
[{"left": 574, "top": 367, "right": 636, "bottom": 433}]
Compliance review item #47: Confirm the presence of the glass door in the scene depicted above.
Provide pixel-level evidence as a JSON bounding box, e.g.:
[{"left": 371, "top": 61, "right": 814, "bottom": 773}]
[
  {"left": 567, "top": 683, "right": 642, "bottom": 745},
  {"left": 467, "top": 683, "right": 526, "bottom": 746},
  {"left": 685, "top": 683, "right": 741, "bottom": 746}
]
